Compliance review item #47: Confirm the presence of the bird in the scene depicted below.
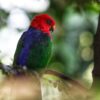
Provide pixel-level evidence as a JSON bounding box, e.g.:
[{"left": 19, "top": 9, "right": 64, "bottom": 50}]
[{"left": 12, "top": 14, "right": 56, "bottom": 73}]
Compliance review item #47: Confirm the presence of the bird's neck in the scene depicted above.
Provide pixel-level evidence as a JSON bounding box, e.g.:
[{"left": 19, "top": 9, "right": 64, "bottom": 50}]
[
  {"left": 29, "top": 26, "right": 52, "bottom": 40},
  {"left": 30, "top": 24, "right": 51, "bottom": 39}
]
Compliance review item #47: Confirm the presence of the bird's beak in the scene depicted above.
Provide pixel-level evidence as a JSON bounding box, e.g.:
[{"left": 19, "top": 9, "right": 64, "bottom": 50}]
[{"left": 50, "top": 25, "right": 55, "bottom": 32}]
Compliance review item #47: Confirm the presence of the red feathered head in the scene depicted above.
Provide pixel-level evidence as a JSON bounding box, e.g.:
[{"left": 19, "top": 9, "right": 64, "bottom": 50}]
[{"left": 30, "top": 14, "right": 56, "bottom": 37}]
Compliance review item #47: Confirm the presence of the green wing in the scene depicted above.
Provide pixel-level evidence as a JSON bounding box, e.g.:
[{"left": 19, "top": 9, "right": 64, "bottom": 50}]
[{"left": 27, "top": 37, "right": 52, "bottom": 71}]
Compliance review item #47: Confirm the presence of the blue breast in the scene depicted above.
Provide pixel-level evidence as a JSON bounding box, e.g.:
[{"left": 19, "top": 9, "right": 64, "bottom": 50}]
[{"left": 17, "top": 27, "right": 42, "bottom": 66}]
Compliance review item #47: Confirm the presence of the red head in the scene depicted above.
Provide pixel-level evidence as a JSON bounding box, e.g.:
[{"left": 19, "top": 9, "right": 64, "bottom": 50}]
[{"left": 30, "top": 14, "right": 56, "bottom": 37}]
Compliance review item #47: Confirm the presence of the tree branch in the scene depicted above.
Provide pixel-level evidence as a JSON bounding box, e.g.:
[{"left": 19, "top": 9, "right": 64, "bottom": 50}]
[{"left": 45, "top": 70, "right": 87, "bottom": 90}]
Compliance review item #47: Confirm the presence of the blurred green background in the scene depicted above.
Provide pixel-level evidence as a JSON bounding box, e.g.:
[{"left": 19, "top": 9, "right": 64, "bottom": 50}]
[{"left": 0, "top": 0, "right": 100, "bottom": 88}]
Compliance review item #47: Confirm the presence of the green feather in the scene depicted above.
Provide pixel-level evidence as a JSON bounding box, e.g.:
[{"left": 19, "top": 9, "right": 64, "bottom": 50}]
[{"left": 27, "top": 36, "right": 52, "bottom": 71}]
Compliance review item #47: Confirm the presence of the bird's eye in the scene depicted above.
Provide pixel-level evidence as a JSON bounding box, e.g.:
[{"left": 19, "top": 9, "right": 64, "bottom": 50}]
[{"left": 46, "top": 19, "right": 52, "bottom": 25}]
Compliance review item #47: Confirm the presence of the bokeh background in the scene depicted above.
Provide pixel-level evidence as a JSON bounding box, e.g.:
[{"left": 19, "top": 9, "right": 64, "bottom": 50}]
[
  {"left": 0, "top": 0, "right": 98, "bottom": 86},
  {"left": 0, "top": 0, "right": 100, "bottom": 99}
]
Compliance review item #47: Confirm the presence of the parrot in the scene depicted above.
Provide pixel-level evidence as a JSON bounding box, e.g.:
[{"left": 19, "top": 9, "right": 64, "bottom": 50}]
[{"left": 12, "top": 14, "right": 56, "bottom": 73}]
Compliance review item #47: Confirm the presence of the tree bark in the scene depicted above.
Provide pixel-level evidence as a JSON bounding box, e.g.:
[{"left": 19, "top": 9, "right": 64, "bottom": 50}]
[{"left": 92, "top": 13, "right": 100, "bottom": 87}]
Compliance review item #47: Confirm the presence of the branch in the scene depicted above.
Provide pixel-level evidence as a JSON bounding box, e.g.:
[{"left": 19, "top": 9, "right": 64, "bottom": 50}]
[{"left": 45, "top": 70, "right": 87, "bottom": 91}]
